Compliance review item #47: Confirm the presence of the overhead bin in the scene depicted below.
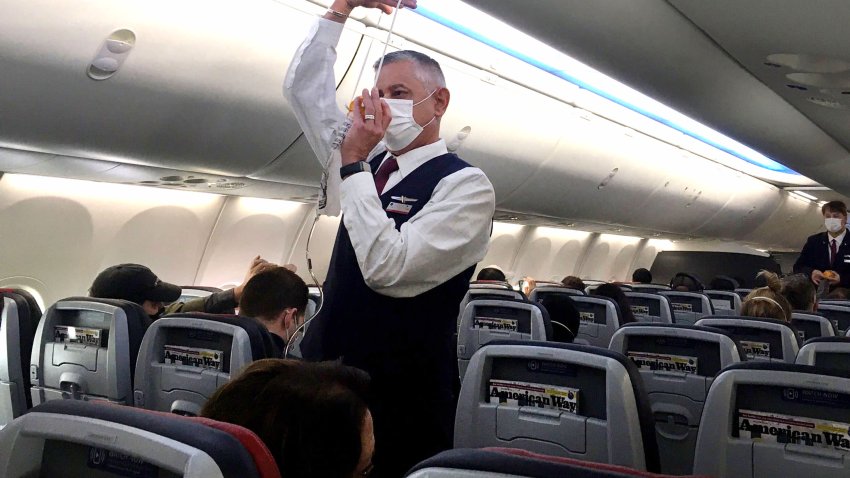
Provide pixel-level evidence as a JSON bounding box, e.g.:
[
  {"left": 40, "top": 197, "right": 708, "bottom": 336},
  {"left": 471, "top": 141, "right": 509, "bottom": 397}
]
[{"left": 0, "top": 0, "right": 362, "bottom": 176}]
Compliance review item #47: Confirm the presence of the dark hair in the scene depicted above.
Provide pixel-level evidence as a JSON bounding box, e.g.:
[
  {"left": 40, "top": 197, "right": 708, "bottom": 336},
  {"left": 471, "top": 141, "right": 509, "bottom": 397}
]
[
  {"left": 540, "top": 294, "right": 580, "bottom": 343},
  {"left": 561, "top": 276, "right": 586, "bottom": 292},
  {"left": 670, "top": 272, "right": 704, "bottom": 292},
  {"left": 710, "top": 275, "right": 739, "bottom": 291},
  {"left": 781, "top": 274, "right": 816, "bottom": 311},
  {"left": 822, "top": 200, "right": 847, "bottom": 216},
  {"left": 631, "top": 268, "right": 652, "bottom": 284},
  {"left": 201, "top": 359, "right": 370, "bottom": 478},
  {"left": 476, "top": 267, "right": 506, "bottom": 282},
  {"left": 594, "top": 283, "right": 636, "bottom": 325},
  {"left": 239, "top": 267, "right": 308, "bottom": 321}
]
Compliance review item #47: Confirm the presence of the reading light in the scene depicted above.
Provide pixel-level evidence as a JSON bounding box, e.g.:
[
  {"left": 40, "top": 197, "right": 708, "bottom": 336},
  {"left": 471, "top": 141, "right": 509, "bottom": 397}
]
[{"left": 412, "top": 1, "right": 799, "bottom": 176}]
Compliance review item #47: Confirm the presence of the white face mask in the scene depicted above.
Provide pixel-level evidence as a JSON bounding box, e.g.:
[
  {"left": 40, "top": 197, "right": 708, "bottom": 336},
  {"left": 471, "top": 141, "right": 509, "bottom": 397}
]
[
  {"left": 383, "top": 89, "right": 437, "bottom": 151},
  {"left": 825, "top": 217, "right": 844, "bottom": 233}
]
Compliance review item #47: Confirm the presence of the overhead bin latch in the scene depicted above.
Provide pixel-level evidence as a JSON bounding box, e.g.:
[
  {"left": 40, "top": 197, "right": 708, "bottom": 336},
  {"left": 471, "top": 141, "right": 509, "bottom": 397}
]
[{"left": 88, "top": 29, "right": 136, "bottom": 81}]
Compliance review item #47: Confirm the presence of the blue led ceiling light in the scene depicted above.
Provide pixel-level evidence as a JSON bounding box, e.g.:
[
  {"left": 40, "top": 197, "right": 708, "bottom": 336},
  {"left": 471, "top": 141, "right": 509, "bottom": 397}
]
[{"left": 410, "top": 4, "right": 799, "bottom": 176}]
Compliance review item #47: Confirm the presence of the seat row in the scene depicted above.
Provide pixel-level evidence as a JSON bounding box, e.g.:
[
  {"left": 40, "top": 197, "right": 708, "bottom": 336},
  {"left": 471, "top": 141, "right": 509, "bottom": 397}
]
[
  {"left": 0, "top": 290, "right": 293, "bottom": 427},
  {"left": 457, "top": 286, "right": 850, "bottom": 475},
  {"left": 455, "top": 334, "right": 850, "bottom": 477}
]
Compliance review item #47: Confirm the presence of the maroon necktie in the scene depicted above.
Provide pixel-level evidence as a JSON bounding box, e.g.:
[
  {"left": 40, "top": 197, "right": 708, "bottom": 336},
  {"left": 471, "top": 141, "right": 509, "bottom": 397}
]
[
  {"left": 831, "top": 239, "right": 838, "bottom": 266},
  {"left": 374, "top": 156, "right": 399, "bottom": 194}
]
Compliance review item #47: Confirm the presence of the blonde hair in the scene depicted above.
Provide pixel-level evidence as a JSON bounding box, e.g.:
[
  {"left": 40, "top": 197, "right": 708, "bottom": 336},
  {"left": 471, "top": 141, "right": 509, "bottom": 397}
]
[{"left": 741, "top": 271, "right": 793, "bottom": 322}]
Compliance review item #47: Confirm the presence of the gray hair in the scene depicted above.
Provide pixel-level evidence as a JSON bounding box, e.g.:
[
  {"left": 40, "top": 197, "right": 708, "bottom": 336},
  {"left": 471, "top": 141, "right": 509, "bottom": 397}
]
[{"left": 373, "top": 50, "right": 446, "bottom": 91}]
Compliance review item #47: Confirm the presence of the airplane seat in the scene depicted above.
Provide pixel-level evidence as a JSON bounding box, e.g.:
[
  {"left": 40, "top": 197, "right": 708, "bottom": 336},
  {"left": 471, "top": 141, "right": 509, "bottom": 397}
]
[
  {"left": 457, "top": 288, "right": 526, "bottom": 328},
  {"left": 695, "top": 316, "right": 801, "bottom": 363},
  {"left": 30, "top": 297, "right": 151, "bottom": 407},
  {"left": 630, "top": 284, "right": 672, "bottom": 293},
  {"left": 0, "top": 291, "right": 42, "bottom": 425},
  {"left": 693, "top": 362, "right": 850, "bottom": 477},
  {"left": 469, "top": 280, "right": 515, "bottom": 290},
  {"left": 455, "top": 340, "right": 661, "bottom": 472},
  {"left": 528, "top": 286, "right": 586, "bottom": 341},
  {"left": 795, "top": 336, "right": 850, "bottom": 370},
  {"left": 609, "top": 323, "right": 745, "bottom": 474},
  {"left": 704, "top": 290, "right": 742, "bottom": 315},
  {"left": 134, "top": 313, "right": 280, "bottom": 416},
  {"left": 528, "top": 285, "right": 585, "bottom": 303},
  {"left": 623, "top": 292, "right": 674, "bottom": 324},
  {"left": 733, "top": 288, "right": 752, "bottom": 299},
  {"left": 456, "top": 298, "right": 550, "bottom": 380},
  {"left": 567, "top": 295, "right": 621, "bottom": 348},
  {"left": 0, "top": 399, "right": 279, "bottom": 478},
  {"left": 790, "top": 311, "right": 836, "bottom": 341},
  {"left": 813, "top": 304, "right": 850, "bottom": 336},
  {"left": 0, "top": 287, "right": 43, "bottom": 326},
  {"left": 657, "top": 292, "right": 713, "bottom": 326},
  {"left": 407, "top": 447, "right": 695, "bottom": 478}
]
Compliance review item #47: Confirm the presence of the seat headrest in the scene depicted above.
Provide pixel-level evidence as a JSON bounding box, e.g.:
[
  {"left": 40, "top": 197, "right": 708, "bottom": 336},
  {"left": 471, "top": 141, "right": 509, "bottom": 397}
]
[
  {"left": 60, "top": 296, "right": 152, "bottom": 373},
  {"left": 718, "top": 361, "right": 850, "bottom": 381},
  {"left": 27, "top": 400, "right": 264, "bottom": 478},
  {"left": 163, "top": 313, "right": 281, "bottom": 360}
]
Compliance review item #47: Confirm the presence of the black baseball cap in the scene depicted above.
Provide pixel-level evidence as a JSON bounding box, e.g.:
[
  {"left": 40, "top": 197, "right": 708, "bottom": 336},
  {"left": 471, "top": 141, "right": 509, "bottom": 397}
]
[{"left": 90, "top": 264, "right": 181, "bottom": 305}]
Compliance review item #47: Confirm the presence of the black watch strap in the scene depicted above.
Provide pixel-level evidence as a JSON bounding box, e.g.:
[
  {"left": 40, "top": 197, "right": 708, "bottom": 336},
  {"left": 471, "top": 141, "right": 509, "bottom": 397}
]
[{"left": 340, "top": 161, "right": 371, "bottom": 180}]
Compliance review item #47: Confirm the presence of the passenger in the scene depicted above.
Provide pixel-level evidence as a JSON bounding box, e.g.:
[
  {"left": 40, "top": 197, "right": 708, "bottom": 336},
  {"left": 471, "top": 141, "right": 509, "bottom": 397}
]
[
  {"left": 285, "top": 0, "right": 495, "bottom": 475},
  {"left": 741, "top": 271, "right": 793, "bottom": 322},
  {"left": 520, "top": 276, "right": 537, "bottom": 296},
  {"left": 709, "top": 275, "right": 739, "bottom": 291},
  {"left": 631, "top": 268, "right": 652, "bottom": 284},
  {"left": 201, "top": 359, "right": 373, "bottom": 478},
  {"left": 794, "top": 200, "right": 850, "bottom": 290},
  {"left": 669, "top": 272, "right": 704, "bottom": 292},
  {"left": 594, "top": 283, "right": 637, "bottom": 325},
  {"left": 561, "top": 275, "right": 586, "bottom": 292},
  {"left": 89, "top": 256, "right": 276, "bottom": 320},
  {"left": 781, "top": 273, "right": 817, "bottom": 312},
  {"left": 476, "top": 265, "right": 506, "bottom": 282},
  {"left": 540, "top": 294, "right": 580, "bottom": 343},
  {"left": 825, "top": 287, "right": 850, "bottom": 300},
  {"left": 239, "top": 266, "right": 309, "bottom": 353}
]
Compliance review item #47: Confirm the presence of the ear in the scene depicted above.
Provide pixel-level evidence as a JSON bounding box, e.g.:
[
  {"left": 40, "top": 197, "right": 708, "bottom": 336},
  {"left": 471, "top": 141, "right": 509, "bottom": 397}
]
[
  {"left": 281, "top": 307, "right": 298, "bottom": 328},
  {"left": 433, "top": 87, "right": 450, "bottom": 118}
]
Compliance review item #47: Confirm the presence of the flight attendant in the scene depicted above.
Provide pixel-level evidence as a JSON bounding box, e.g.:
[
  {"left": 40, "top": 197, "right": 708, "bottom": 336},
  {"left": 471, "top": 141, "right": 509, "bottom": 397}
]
[
  {"left": 794, "top": 201, "right": 850, "bottom": 289},
  {"left": 284, "top": 0, "right": 496, "bottom": 475}
]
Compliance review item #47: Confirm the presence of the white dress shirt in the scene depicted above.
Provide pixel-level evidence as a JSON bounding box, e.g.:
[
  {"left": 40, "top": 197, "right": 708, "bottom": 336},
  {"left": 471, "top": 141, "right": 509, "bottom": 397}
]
[
  {"left": 284, "top": 18, "right": 496, "bottom": 298},
  {"left": 827, "top": 229, "right": 847, "bottom": 262}
]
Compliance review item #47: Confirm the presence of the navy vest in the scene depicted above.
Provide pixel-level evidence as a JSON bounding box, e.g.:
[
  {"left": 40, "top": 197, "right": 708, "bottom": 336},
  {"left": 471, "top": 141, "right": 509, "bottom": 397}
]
[{"left": 301, "top": 152, "right": 476, "bottom": 399}]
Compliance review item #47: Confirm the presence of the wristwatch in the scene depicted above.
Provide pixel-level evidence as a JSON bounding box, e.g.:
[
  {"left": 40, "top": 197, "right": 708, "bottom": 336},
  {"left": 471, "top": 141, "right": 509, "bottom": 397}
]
[{"left": 340, "top": 161, "right": 371, "bottom": 180}]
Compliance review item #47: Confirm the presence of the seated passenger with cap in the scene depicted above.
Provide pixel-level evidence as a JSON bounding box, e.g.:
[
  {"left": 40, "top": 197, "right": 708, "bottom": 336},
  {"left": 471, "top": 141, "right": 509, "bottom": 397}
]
[
  {"left": 89, "top": 256, "right": 277, "bottom": 320},
  {"left": 476, "top": 265, "right": 506, "bottom": 282},
  {"left": 741, "top": 271, "right": 793, "bottom": 322},
  {"left": 239, "top": 266, "right": 309, "bottom": 353},
  {"left": 201, "top": 359, "right": 374, "bottom": 478},
  {"left": 631, "top": 268, "right": 652, "bottom": 284}
]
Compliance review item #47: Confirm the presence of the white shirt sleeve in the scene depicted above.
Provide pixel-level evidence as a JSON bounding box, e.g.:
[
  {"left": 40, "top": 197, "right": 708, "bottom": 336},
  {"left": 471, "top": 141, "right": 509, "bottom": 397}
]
[
  {"left": 341, "top": 167, "right": 496, "bottom": 298},
  {"left": 283, "top": 18, "right": 348, "bottom": 215}
]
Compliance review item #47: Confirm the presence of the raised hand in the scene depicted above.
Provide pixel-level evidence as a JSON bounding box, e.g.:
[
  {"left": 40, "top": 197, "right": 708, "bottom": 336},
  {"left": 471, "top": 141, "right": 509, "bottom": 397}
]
[{"left": 341, "top": 88, "right": 392, "bottom": 166}]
